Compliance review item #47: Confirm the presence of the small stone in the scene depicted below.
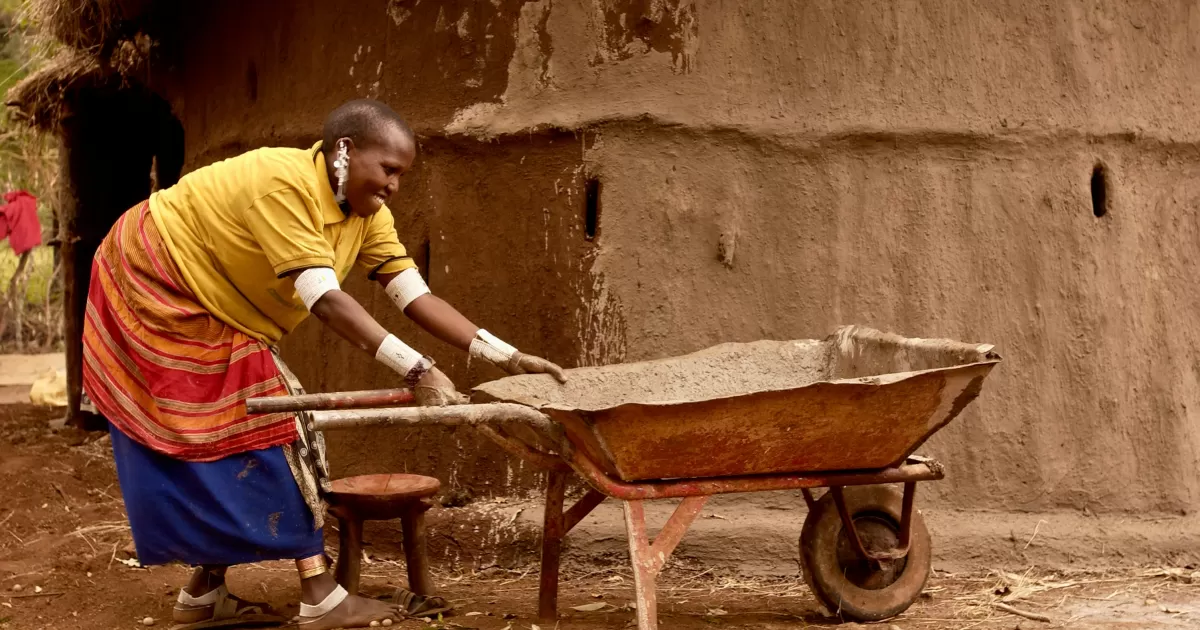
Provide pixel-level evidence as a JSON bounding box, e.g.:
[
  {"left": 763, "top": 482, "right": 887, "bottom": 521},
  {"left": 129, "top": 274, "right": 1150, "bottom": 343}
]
[
  {"left": 889, "top": 625, "right": 902, "bottom": 630},
  {"left": 1146, "top": 598, "right": 1158, "bottom": 606},
  {"left": 33, "top": 586, "right": 42, "bottom": 593},
  {"left": 369, "top": 621, "right": 380, "bottom": 628},
  {"left": 10, "top": 584, "right": 22, "bottom": 592},
  {"left": 381, "top": 620, "right": 393, "bottom": 627},
  {"left": 86, "top": 572, "right": 92, "bottom": 578},
  {"left": 142, "top": 617, "right": 156, "bottom": 626}
]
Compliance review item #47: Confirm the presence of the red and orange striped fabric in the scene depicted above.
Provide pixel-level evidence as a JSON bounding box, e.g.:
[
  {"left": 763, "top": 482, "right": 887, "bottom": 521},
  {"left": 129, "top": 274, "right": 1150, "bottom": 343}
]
[{"left": 82, "top": 202, "right": 297, "bottom": 461}]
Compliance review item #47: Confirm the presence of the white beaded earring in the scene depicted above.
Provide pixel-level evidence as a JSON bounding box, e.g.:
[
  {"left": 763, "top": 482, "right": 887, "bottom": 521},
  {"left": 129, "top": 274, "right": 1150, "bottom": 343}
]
[{"left": 333, "top": 140, "right": 350, "bottom": 203}]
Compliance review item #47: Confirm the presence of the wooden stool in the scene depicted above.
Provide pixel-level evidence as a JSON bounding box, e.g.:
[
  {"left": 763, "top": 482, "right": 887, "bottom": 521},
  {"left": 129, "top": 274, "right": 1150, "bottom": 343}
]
[{"left": 327, "top": 473, "right": 441, "bottom": 596}]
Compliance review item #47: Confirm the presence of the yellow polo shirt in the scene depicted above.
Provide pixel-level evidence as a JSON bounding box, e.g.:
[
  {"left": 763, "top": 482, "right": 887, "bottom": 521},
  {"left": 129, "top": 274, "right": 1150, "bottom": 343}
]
[{"left": 148, "top": 142, "right": 417, "bottom": 344}]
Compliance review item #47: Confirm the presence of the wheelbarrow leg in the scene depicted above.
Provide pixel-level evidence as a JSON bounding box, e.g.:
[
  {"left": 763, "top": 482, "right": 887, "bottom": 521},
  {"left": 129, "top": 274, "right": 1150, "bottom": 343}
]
[
  {"left": 538, "top": 470, "right": 608, "bottom": 621},
  {"left": 623, "top": 496, "right": 708, "bottom": 630},
  {"left": 538, "top": 470, "right": 568, "bottom": 620}
]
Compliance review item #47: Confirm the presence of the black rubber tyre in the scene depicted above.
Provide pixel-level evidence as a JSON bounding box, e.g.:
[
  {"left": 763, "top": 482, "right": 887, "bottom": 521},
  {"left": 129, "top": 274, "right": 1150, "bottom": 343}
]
[{"left": 799, "top": 485, "right": 931, "bottom": 622}]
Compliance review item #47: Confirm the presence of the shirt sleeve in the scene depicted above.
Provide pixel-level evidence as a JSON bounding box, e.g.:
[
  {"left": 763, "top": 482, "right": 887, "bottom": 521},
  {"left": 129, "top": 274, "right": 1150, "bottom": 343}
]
[
  {"left": 244, "top": 189, "right": 336, "bottom": 277},
  {"left": 356, "top": 206, "right": 418, "bottom": 278}
]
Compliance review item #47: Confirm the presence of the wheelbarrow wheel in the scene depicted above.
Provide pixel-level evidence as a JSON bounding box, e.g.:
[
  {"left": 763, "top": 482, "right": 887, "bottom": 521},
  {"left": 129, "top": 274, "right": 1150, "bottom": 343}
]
[{"left": 799, "top": 485, "right": 931, "bottom": 622}]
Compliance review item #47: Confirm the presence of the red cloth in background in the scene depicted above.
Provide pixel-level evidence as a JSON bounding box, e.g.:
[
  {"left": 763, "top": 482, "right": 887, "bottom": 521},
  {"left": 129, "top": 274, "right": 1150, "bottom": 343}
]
[{"left": 0, "top": 190, "right": 40, "bottom": 254}]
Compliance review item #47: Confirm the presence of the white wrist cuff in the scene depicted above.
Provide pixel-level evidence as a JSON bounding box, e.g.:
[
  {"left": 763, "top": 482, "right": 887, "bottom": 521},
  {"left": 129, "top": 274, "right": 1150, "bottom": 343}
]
[
  {"left": 469, "top": 329, "right": 519, "bottom": 366},
  {"left": 294, "top": 267, "right": 340, "bottom": 310},
  {"left": 376, "top": 334, "right": 424, "bottom": 376},
  {"left": 385, "top": 268, "right": 431, "bottom": 311}
]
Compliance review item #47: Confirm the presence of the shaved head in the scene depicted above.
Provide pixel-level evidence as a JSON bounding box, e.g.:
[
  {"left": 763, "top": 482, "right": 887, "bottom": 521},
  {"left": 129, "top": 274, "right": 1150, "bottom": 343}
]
[{"left": 322, "top": 99, "right": 414, "bottom": 155}]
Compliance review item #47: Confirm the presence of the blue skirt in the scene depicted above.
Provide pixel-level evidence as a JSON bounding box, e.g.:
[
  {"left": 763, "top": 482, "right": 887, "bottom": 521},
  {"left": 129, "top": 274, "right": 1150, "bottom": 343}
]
[{"left": 109, "top": 424, "right": 325, "bottom": 566}]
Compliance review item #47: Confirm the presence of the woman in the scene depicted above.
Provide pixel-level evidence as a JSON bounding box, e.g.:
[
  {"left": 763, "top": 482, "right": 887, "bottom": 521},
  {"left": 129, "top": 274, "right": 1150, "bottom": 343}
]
[{"left": 82, "top": 99, "right": 565, "bottom": 630}]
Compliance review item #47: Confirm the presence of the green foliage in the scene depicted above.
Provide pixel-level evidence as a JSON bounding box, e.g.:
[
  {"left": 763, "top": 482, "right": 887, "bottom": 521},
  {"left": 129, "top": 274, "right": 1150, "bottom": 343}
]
[
  {"left": 0, "top": 0, "right": 61, "bottom": 351},
  {"left": 0, "top": 243, "right": 55, "bottom": 305}
]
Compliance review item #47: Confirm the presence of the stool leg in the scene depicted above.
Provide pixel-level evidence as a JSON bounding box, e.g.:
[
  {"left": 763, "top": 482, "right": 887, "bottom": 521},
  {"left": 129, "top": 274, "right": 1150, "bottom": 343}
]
[
  {"left": 334, "top": 514, "right": 364, "bottom": 596},
  {"left": 400, "top": 505, "right": 435, "bottom": 596}
]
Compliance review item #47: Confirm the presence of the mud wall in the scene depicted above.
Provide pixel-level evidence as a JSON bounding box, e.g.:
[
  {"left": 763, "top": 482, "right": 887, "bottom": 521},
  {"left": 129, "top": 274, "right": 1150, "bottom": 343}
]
[{"left": 152, "top": 0, "right": 1200, "bottom": 515}]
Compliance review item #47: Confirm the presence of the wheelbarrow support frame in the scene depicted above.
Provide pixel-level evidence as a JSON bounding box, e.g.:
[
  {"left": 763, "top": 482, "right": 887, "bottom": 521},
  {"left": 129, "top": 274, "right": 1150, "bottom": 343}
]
[
  {"left": 527, "top": 443, "right": 942, "bottom": 629},
  {"left": 248, "top": 395, "right": 947, "bottom": 630}
]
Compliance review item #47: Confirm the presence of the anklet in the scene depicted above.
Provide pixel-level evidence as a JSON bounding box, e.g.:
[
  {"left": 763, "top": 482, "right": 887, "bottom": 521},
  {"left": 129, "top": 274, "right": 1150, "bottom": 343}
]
[{"left": 296, "top": 555, "right": 327, "bottom": 580}]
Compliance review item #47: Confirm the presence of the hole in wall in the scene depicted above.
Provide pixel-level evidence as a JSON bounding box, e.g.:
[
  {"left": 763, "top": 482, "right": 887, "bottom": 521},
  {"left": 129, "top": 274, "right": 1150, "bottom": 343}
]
[
  {"left": 1090, "top": 163, "right": 1109, "bottom": 218},
  {"left": 584, "top": 177, "right": 601, "bottom": 241},
  {"left": 245, "top": 61, "right": 258, "bottom": 103},
  {"left": 420, "top": 239, "right": 431, "bottom": 284}
]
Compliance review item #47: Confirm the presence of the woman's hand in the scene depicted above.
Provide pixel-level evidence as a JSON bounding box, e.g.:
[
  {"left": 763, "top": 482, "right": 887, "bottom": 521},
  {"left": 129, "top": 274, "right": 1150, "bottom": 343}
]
[
  {"left": 382, "top": 283, "right": 569, "bottom": 385},
  {"left": 505, "top": 352, "right": 568, "bottom": 383},
  {"left": 413, "top": 367, "right": 468, "bottom": 406}
]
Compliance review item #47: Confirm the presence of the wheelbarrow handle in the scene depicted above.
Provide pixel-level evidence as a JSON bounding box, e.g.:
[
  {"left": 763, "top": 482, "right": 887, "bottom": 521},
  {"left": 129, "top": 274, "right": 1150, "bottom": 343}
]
[
  {"left": 246, "top": 388, "right": 416, "bottom": 413},
  {"left": 307, "top": 403, "right": 558, "bottom": 434}
]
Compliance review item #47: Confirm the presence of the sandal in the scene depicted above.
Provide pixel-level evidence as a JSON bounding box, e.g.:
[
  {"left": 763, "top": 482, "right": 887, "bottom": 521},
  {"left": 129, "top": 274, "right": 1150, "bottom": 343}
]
[
  {"left": 389, "top": 587, "right": 453, "bottom": 619},
  {"left": 171, "top": 584, "right": 285, "bottom": 630}
]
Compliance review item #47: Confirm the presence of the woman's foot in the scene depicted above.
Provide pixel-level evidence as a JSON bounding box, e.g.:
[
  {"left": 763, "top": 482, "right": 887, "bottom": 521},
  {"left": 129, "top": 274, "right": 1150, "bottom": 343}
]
[
  {"left": 173, "top": 566, "right": 277, "bottom": 625},
  {"left": 298, "top": 573, "right": 402, "bottom": 629},
  {"left": 298, "top": 593, "right": 403, "bottom": 629}
]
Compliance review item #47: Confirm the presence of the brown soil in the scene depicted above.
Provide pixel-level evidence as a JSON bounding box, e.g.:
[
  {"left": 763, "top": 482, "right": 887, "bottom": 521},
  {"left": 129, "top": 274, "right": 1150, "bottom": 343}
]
[{"left": 2, "top": 403, "right": 1199, "bottom": 629}]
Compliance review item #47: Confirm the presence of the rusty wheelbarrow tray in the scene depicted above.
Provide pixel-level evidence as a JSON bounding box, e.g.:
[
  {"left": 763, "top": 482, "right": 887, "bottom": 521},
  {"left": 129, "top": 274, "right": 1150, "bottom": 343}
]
[{"left": 248, "top": 326, "right": 1000, "bottom": 628}]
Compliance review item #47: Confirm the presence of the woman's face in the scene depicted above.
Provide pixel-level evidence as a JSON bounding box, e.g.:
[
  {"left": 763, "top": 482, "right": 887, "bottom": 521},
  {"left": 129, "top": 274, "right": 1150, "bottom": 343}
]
[{"left": 340, "top": 127, "right": 415, "bottom": 218}]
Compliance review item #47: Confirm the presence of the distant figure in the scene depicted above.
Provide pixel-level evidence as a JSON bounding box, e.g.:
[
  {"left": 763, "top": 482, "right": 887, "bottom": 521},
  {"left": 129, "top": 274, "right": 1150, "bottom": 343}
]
[
  {"left": 82, "top": 99, "right": 566, "bottom": 630},
  {"left": 0, "top": 190, "right": 40, "bottom": 255}
]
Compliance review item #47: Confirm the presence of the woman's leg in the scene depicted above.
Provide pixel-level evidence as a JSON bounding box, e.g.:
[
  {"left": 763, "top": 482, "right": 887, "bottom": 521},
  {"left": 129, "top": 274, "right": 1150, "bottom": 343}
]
[{"left": 183, "top": 565, "right": 227, "bottom": 597}]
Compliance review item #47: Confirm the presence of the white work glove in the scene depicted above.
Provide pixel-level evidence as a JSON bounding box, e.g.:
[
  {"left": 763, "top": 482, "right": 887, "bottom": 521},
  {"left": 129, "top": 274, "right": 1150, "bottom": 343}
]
[
  {"left": 469, "top": 330, "right": 567, "bottom": 383},
  {"left": 414, "top": 367, "right": 468, "bottom": 407}
]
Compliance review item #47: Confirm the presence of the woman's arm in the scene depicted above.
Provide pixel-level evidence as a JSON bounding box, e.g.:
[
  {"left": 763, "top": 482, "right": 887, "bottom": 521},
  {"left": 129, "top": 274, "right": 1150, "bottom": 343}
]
[
  {"left": 308, "top": 289, "right": 389, "bottom": 353},
  {"left": 394, "top": 291, "right": 478, "bottom": 351},
  {"left": 285, "top": 267, "right": 464, "bottom": 404},
  {"left": 376, "top": 269, "right": 567, "bottom": 382}
]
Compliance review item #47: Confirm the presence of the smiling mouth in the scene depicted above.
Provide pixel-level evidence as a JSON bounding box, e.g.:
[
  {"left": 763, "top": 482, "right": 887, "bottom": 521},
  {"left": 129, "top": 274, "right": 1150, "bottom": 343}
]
[{"left": 373, "top": 193, "right": 388, "bottom": 205}]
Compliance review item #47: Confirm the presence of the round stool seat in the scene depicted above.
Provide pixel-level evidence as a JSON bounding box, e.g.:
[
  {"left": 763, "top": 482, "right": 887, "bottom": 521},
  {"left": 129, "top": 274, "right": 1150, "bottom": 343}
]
[
  {"left": 328, "top": 474, "right": 441, "bottom": 520},
  {"left": 327, "top": 474, "right": 441, "bottom": 597}
]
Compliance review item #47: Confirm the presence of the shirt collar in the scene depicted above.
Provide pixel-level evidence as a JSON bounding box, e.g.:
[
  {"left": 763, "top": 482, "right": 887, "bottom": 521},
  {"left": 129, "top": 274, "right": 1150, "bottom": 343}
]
[{"left": 312, "top": 142, "right": 348, "bottom": 225}]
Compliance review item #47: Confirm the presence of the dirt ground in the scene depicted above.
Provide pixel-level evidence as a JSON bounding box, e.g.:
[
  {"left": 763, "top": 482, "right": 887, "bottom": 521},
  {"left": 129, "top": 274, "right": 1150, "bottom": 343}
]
[{"left": 2, "top": 404, "right": 1199, "bottom": 630}]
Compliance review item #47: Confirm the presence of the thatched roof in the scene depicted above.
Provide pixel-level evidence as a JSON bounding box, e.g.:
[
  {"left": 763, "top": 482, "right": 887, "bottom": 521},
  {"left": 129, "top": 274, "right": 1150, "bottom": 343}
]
[
  {"left": 29, "top": 0, "right": 126, "bottom": 55},
  {"left": 7, "top": 51, "right": 100, "bottom": 130},
  {"left": 5, "top": 0, "right": 161, "bottom": 131}
]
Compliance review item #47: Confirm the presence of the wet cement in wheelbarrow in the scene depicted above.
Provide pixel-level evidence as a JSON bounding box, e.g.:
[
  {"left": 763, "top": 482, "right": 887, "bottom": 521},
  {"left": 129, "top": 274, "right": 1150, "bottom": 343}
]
[{"left": 474, "top": 325, "right": 995, "bottom": 410}]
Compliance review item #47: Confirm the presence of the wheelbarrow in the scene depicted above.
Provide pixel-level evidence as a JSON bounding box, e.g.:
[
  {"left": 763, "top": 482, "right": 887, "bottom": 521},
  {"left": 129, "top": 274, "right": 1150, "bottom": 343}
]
[{"left": 247, "top": 325, "right": 1000, "bottom": 628}]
